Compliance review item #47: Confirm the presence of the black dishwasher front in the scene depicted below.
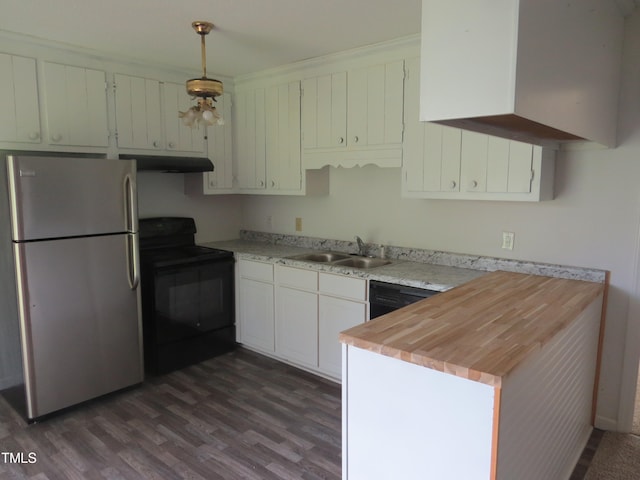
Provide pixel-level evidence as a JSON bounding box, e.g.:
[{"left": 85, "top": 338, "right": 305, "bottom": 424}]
[{"left": 369, "top": 280, "right": 439, "bottom": 319}]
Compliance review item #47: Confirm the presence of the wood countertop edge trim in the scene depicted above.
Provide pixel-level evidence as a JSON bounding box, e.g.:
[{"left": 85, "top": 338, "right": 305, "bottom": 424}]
[
  {"left": 339, "top": 336, "right": 503, "bottom": 387},
  {"left": 591, "top": 271, "right": 610, "bottom": 424},
  {"left": 490, "top": 386, "right": 502, "bottom": 480}
]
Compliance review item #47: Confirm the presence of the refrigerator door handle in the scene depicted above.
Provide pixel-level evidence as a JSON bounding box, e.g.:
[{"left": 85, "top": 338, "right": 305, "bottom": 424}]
[
  {"left": 124, "top": 173, "right": 138, "bottom": 233},
  {"left": 126, "top": 233, "right": 140, "bottom": 290}
]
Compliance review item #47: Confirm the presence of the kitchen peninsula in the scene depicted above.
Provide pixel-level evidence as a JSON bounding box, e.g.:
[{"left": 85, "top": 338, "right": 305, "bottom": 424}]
[{"left": 339, "top": 271, "right": 605, "bottom": 480}]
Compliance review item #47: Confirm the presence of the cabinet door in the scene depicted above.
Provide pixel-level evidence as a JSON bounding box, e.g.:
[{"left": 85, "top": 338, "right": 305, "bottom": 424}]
[
  {"left": 235, "top": 88, "right": 267, "bottom": 189},
  {"left": 238, "top": 277, "right": 275, "bottom": 353},
  {"left": 302, "top": 72, "right": 347, "bottom": 149},
  {"left": 460, "top": 130, "right": 488, "bottom": 192},
  {"left": 402, "top": 57, "right": 427, "bottom": 193},
  {"left": 204, "top": 93, "right": 233, "bottom": 191},
  {"left": 347, "top": 61, "right": 404, "bottom": 147},
  {"left": 486, "top": 137, "right": 533, "bottom": 194},
  {"left": 0, "top": 53, "right": 41, "bottom": 144},
  {"left": 162, "top": 82, "right": 205, "bottom": 153},
  {"left": 319, "top": 295, "right": 366, "bottom": 379},
  {"left": 266, "top": 81, "right": 301, "bottom": 192},
  {"left": 276, "top": 286, "right": 318, "bottom": 368},
  {"left": 405, "top": 121, "right": 461, "bottom": 194},
  {"left": 506, "top": 140, "right": 533, "bottom": 193},
  {"left": 42, "top": 62, "right": 108, "bottom": 147},
  {"left": 405, "top": 57, "right": 461, "bottom": 193},
  {"left": 114, "top": 73, "right": 162, "bottom": 150}
]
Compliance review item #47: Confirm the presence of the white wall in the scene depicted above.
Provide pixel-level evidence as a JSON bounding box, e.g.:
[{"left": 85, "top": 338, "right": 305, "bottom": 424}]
[
  {"left": 137, "top": 172, "right": 242, "bottom": 243},
  {"left": 239, "top": 11, "right": 640, "bottom": 431}
]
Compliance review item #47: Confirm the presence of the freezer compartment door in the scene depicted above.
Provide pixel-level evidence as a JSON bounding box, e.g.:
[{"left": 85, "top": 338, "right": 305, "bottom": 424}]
[
  {"left": 13, "top": 234, "right": 143, "bottom": 419},
  {"left": 7, "top": 155, "right": 137, "bottom": 241}
]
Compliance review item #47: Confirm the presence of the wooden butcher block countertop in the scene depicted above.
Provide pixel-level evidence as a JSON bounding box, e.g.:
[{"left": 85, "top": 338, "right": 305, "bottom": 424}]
[{"left": 339, "top": 270, "right": 604, "bottom": 387}]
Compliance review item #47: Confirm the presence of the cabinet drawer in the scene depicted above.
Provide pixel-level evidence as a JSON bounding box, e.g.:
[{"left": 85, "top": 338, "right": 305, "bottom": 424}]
[
  {"left": 277, "top": 265, "right": 318, "bottom": 291},
  {"left": 239, "top": 260, "right": 273, "bottom": 282},
  {"left": 319, "top": 273, "right": 367, "bottom": 301}
]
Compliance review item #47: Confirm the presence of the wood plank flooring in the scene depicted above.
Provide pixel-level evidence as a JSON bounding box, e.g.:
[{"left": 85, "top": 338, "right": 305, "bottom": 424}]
[{"left": 0, "top": 348, "right": 341, "bottom": 480}]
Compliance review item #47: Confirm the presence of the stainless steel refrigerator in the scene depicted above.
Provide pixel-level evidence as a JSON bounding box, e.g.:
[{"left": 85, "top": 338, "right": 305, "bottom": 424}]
[{"left": 1, "top": 154, "right": 143, "bottom": 421}]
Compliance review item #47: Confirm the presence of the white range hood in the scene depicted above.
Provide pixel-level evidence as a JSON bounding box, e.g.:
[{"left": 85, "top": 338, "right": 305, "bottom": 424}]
[{"left": 419, "top": 0, "right": 624, "bottom": 147}]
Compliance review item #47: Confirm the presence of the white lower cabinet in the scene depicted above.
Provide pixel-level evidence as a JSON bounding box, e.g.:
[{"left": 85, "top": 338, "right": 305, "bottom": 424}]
[
  {"left": 277, "top": 288, "right": 317, "bottom": 366},
  {"left": 236, "top": 264, "right": 366, "bottom": 381},
  {"left": 318, "top": 295, "right": 366, "bottom": 378},
  {"left": 237, "top": 260, "right": 275, "bottom": 354},
  {"left": 276, "top": 267, "right": 319, "bottom": 368},
  {"left": 237, "top": 260, "right": 368, "bottom": 381},
  {"left": 318, "top": 272, "right": 367, "bottom": 380}
]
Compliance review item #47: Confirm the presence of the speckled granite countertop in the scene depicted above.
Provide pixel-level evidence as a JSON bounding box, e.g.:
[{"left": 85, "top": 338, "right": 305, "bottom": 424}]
[
  {"left": 202, "top": 231, "right": 607, "bottom": 291},
  {"left": 203, "top": 240, "right": 486, "bottom": 292},
  {"left": 203, "top": 239, "right": 493, "bottom": 291}
]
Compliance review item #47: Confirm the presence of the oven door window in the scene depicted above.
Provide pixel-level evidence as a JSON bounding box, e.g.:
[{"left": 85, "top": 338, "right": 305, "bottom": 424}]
[{"left": 153, "top": 259, "right": 234, "bottom": 344}]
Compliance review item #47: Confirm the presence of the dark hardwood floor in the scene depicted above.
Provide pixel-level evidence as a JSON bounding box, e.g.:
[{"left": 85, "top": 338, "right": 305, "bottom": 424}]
[
  {"left": 0, "top": 347, "right": 604, "bottom": 480},
  {"left": 0, "top": 348, "right": 341, "bottom": 480}
]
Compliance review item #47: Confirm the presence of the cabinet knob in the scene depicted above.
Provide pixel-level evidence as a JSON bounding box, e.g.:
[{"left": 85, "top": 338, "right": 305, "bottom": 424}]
[
  {"left": 168, "top": 142, "right": 175, "bottom": 149},
  {"left": 470, "top": 180, "right": 478, "bottom": 189},
  {"left": 28, "top": 131, "right": 40, "bottom": 141},
  {"left": 51, "top": 134, "right": 62, "bottom": 143},
  {"left": 271, "top": 180, "right": 276, "bottom": 187},
  {"left": 152, "top": 140, "right": 160, "bottom": 148},
  {"left": 338, "top": 137, "right": 344, "bottom": 144},
  {"left": 449, "top": 181, "right": 457, "bottom": 189},
  {"left": 353, "top": 136, "right": 359, "bottom": 143},
  {"left": 259, "top": 180, "right": 265, "bottom": 187}
]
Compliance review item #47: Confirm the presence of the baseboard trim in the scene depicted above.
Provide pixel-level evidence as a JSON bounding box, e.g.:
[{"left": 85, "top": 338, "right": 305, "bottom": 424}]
[{"left": 595, "top": 414, "right": 618, "bottom": 431}]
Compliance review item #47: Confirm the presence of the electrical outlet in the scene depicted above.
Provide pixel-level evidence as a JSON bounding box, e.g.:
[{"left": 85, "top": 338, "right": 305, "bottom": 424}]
[
  {"left": 502, "top": 231, "right": 515, "bottom": 250},
  {"left": 295, "top": 217, "right": 302, "bottom": 232}
]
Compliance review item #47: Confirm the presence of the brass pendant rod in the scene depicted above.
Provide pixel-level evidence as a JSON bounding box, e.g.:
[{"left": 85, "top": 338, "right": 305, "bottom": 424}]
[{"left": 200, "top": 33, "right": 207, "bottom": 78}]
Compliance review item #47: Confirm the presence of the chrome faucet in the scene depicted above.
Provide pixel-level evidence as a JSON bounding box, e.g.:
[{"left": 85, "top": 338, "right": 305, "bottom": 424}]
[{"left": 355, "top": 236, "right": 366, "bottom": 256}]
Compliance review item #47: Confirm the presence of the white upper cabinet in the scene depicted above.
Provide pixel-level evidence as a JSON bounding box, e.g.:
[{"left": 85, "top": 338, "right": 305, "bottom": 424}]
[
  {"left": 114, "top": 75, "right": 205, "bottom": 154},
  {"left": 162, "top": 81, "right": 205, "bottom": 153},
  {"left": 235, "top": 81, "right": 304, "bottom": 194},
  {"left": 113, "top": 73, "right": 163, "bottom": 150},
  {"left": 303, "top": 60, "right": 405, "bottom": 168},
  {"left": 265, "top": 81, "right": 302, "bottom": 193},
  {"left": 203, "top": 93, "right": 234, "bottom": 192},
  {"left": 41, "top": 62, "right": 108, "bottom": 147},
  {"left": 347, "top": 62, "right": 404, "bottom": 148},
  {"left": 0, "top": 53, "right": 41, "bottom": 144},
  {"left": 235, "top": 87, "right": 267, "bottom": 190},
  {"left": 403, "top": 57, "right": 554, "bottom": 202},
  {"left": 302, "top": 72, "right": 347, "bottom": 149},
  {"left": 420, "top": 0, "right": 624, "bottom": 147},
  {"left": 404, "top": 57, "right": 462, "bottom": 195}
]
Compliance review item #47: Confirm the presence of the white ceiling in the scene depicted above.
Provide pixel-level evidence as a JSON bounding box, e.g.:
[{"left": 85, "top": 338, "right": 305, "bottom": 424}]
[{"left": 0, "top": 0, "right": 422, "bottom": 77}]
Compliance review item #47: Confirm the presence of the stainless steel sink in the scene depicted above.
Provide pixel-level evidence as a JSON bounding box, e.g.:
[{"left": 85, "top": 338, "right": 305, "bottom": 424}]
[
  {"left": 332, "top": 257, "right": 392, "bottom": 269},
  {"left": 285, "top": 251, "right": 391, "bottom": 269},
  {"left": 287, "top": 251, "right": 352, "bottom": 263}
]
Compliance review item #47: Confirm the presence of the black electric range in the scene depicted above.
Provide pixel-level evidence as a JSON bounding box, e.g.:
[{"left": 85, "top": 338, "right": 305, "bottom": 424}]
[{"left": 138, "top": 217, "right": 236, "bottom": 375}]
